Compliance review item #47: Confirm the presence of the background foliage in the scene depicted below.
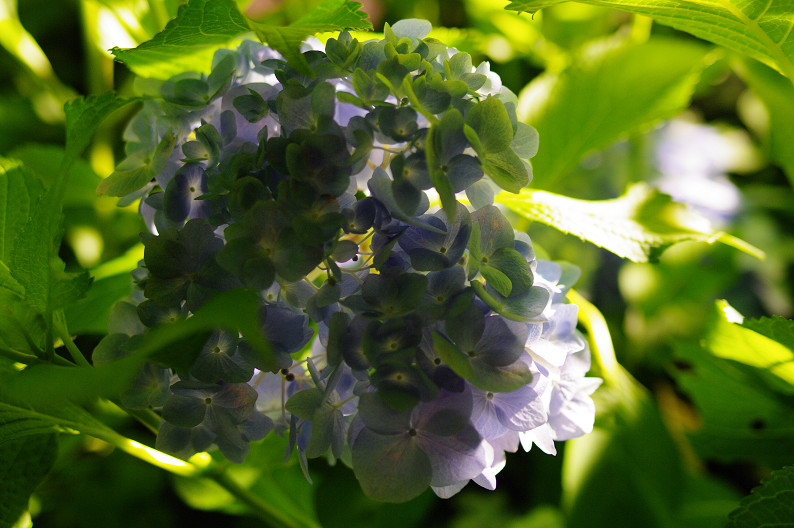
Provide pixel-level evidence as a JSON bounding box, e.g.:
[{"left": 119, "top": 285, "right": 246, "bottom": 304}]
[{"left": 1, "top": 0, "right": 794, "bottom": 526}]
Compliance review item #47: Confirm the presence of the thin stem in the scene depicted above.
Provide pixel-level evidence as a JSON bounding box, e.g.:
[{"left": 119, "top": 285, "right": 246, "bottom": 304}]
[
  {"left": 567, "top": 288, "right": 622, "bottom": 388},
  {"left": 0, "top": 345, "right": 46, "bottom": 365},
  {"left": 630, "top": 14, "right": 653, "bottom": 44},
  {"left": 53, "top": 312, "right": 91, "bottom": 367}
]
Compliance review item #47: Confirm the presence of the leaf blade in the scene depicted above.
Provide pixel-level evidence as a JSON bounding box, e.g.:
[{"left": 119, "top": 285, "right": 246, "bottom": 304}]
[
  {"left": 496, "top": 183, "right": 763, "bottom": 262},
  {"left": 111, "top": 0, "right": 251, "bottom": 79},
  {"left": 506, "top": 0, "right": 794, "bottom": 81},
  {"left": 516, "top": 37, "right": 709, "bottom": 187}
]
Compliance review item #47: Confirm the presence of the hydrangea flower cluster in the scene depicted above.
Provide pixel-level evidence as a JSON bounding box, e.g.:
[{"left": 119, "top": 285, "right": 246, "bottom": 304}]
[{"left": 100, "top": 19, "right": 600, "bottom": 502}]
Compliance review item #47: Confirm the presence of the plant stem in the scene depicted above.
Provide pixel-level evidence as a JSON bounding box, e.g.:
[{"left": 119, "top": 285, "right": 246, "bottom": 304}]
[
  {"left": 53, "top": 312, "right": 91, "bottom": 367},
  {"left": 567, "top": 288, "right": 622, "bottom": 388},
  {"left": 0, "top": 345, "right": 46, "bottom": 365}
]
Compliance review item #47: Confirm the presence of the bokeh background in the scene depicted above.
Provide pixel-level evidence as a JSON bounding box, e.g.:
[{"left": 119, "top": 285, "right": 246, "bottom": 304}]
[{"left": 2, "top": 0, "right": 793, "bottom": 526}]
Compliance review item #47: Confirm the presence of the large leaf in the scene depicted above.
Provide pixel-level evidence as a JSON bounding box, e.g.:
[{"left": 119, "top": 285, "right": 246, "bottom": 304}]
[
  {"left": 0, "top": 434, "right": 57, "bottom": 528},
  {"left": 516, "top": 37, "right": 708, "bottom": 187},
  {"left": 708, "top": 308, "right": 794, "bottom": 394},
  {"left": 5, "top": 94, "right": 130, "bottom": 315},
  {"left": 0, "top": 158, "right": 43, "bottom": 265},
  {"left": 111, "top": 0, "right": 251, "bottom": 78},
  {"left": 9, "top": 144, "right": 102, "bottom": 207},
  {"left": 506, "top": 0, "right": 794, "bottom": 81},
  {"left": 111, "top": 0, "right": 372, "bottom": 79},
  {"left": 673, "top": 303, "right": 794, "bottom": 467},
  {"left": 734, "top": 58, "right": 794, "bottom": 188},
  {"left": 250, "top": 0, "right": 372, "bottom": 76},
  {"left": 0, "top": 290, "right": 273, "bottom": 411},
  {"left": 727, "top": 465, "right": 794, "bottom": 527},
  {"left": 64, "top": 92, "right": 135, "bottom": 163},
  {"left": 64, "top": 273, "right": 132, "bottom": 335},
  {"left": 496, "top": 183, "right": 763, "bottom": 262},
  {"left": 0, "top": 380, "right": 120, "bottom": 442}
]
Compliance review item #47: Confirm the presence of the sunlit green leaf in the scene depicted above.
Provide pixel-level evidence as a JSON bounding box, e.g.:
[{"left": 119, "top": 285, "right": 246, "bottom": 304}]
[
  {"left": 506, "top": 0, "right": 794, "bottom": 80},
  {"left": 250, "top": 0, "right": 371, "bottom": 76},
  {"left": 727, "top": 465, "right": 794, "bottom": 527},
  {"left": 673, "top": 303, "right": 794, "bottom": 467},
  {"left": 111, "top": 0, "right": 250, "bottom": 78},
  {"left": 516, "top": 37, "right": 708, "bottom": 187},
  {"left": 497, "top": 183, "right": 764, "bottom": 263}
]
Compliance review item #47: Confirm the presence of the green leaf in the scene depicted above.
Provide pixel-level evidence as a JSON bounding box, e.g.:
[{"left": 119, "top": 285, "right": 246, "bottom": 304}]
[
  {"left": 0, "top": 434, "right": 57, "bottom": 528},
  {"left": 64, "top": 92, "right": 135, "bottom": 163},
  {"left": 0, "top": 381, "right": 120, "bottom": 442},
  {"left": 705, "top": 305, "right": 794, "bottom": 394},
  {"left": 0, "top": 262, "right": 24, "bottom": 297},
  {"left": 64, "top": 272, "right": 133, "bottom": 335},
  {"left": 466, "top": 96, "right": 514, "bottom": 154},
  {"left": 506, "top": 0, "right": 794, "bottom": 81},
  {"left": 672, "top": 303, "right": 794, "bottom": 467},
  {"left": 562, "top": 375, "right": 684, "bottom": 528},
  {"left": 250, "top": 0, "right": 372, "bottom": 76},
  {"left": 727, "top": 465, "right": 794, "bottom": 527},
  {"left": 497, "top": 183, "right": 764, "bottom": 263},
  {"left": 8, "top": 144, "right": 100, "bottom": 207},
  {"left": 0, "top": 158, "right": 44, "bottom": 264},
  {"left": 0, "top": 356, "right": 143, "bottom": 406},
  {"left": 743, "top": 315, "right": 794, "bottom": 352},
  {"left": 734, "top": 58, "right": 794, "bottom": 188},
  {"left": 134, "top": 289, "right": 276, "bottom": 370},
  {"left": 111, "top": 0, "right": 250, "bottom": 79},
  {"left": 9, "top": 172, "right": 92, "bottom": 315},
  {"left": 516, "top": 37, "right": 708, "bottom": 188}
]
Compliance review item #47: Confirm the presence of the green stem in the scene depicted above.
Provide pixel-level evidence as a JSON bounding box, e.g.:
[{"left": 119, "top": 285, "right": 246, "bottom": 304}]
[
  {"left": 567, "top": 288, "right": 623, "bottom": 388},
  {"left": 0, "top": 345, "right": 47, "bottom": 365},
  {"left": 630, "top": 14, "right": 653, "bottom": 44},
  {"left": 53, "top": 311, "right": 91, "bottom": 367}
]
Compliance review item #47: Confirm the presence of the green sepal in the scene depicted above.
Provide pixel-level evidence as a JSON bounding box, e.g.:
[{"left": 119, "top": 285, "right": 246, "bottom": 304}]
[
  {"left": 482, "top": 148, "right": 529, "bottom": 193},
  {"left": 285, "top": 387, "right": 325, "bottom": 421},
  {"left": 432, "top": 331, "right": 533, "bottom": 392}
]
